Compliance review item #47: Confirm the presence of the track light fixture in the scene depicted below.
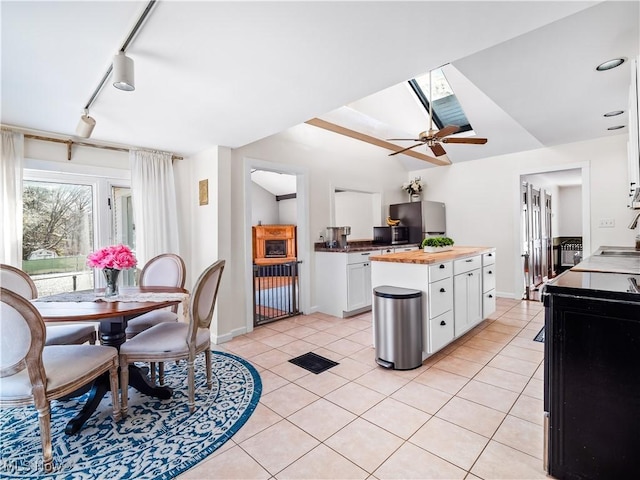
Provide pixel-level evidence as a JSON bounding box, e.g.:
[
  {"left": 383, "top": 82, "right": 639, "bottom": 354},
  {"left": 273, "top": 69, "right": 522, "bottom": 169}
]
[
  {"left": 75, "top": 109, "right": 96, "bottom": 138},
  {"left": 113, "top": 51, "right": 135, "bottom": 91}
]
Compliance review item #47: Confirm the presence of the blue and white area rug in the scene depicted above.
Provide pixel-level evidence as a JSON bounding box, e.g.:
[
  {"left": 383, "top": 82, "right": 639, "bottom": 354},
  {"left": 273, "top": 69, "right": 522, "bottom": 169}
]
[{"left": 0, "top": 351, "right": 261, "bottom": 479}]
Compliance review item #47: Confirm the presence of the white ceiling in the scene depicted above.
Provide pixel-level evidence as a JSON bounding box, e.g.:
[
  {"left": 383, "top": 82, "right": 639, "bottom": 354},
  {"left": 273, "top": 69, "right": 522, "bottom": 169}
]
[{"left": 1, "top": 1, "right": 638, "bottom": 168}]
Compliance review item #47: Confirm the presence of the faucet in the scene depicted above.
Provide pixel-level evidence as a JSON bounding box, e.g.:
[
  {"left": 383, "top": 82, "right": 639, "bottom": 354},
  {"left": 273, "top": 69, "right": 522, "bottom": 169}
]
[{"left": 628, "top": 211, "right": 640, "bottom": 250}]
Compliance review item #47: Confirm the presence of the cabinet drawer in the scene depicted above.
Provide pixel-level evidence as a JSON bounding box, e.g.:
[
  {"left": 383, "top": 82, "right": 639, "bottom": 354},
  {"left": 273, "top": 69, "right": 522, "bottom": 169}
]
[
  {"left": 483, "top": 289, "right": 496, "bottom": 318},
  {"left": 428, "top": 261, "right": 452, "bottom": 282},
  {"left": 483, "top": 251, "right": 496, "bottom": 266},
  {"left": 453, "top": 255, "right": 481, "bottom": 275},
  {"left": 428, "top": 310, "right": 454, "bottom": 354},
  {"left": 347, "top": 251, "right": 376, "bottom": 264},
  {"left": 428, "top": 277, "right": 453, "bottom": 318},
  {"left": 483, "top": 265, "right": 496, "bottom": 293}
]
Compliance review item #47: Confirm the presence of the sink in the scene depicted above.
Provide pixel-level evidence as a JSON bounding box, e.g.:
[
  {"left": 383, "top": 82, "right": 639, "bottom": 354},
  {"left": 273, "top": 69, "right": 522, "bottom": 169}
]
[{"left": 597, "top": 250, "right": 640, "bottom": 257}]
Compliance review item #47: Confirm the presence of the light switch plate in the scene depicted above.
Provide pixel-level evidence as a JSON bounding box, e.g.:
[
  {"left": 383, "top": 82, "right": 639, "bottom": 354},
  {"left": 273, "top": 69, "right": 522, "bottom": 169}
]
[{"left": 598, "top": 218, "right": 615, "bottom": 228}]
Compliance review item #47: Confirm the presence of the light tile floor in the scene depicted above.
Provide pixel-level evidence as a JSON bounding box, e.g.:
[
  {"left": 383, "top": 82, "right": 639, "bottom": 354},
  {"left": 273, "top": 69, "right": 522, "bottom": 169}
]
[{"left": 178, "top": 298, "right": 548, "bottom": 480}]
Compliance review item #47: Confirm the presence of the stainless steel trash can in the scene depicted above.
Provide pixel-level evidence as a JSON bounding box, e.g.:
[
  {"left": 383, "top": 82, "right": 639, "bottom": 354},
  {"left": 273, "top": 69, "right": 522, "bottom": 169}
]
[{"left": 373, "top": 285, "right": 422, "bottom": 370}]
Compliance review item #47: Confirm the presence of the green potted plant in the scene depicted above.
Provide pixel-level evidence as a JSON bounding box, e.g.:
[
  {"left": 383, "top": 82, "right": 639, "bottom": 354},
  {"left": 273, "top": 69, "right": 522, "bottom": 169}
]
[{"left": 421, "top": 236, "right": 455, "bottom": 253}]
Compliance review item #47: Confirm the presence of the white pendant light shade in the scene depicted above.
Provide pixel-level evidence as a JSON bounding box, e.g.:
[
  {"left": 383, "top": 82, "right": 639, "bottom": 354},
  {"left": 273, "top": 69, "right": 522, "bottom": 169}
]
[
  {"left": 113, "top": 52, "right": 135, "bottom": 91},
  {"left": 76, "top": 112, "right": 96, "bottom": 138}
]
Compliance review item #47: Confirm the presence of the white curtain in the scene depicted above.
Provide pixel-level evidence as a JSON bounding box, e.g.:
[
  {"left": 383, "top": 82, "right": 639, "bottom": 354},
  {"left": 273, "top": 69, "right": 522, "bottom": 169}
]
[
  {"left": 0, "top": 130, "right": 24, "bottom": 266},
  {"left": 130, "top": 149, "right": 180, "bottom": 266}
]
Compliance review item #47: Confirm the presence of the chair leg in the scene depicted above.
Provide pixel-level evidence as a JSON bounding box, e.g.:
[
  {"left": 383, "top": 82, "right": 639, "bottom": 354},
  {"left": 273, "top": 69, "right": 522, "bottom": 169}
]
[
  {"left": 188, "top": 358, "right": 195, "bottom": 414},
  {"left": 158, "top": 362, "right": 165, "bottom": 385},
  {"left": 150, "top": 362, "right": 156, "bottom": 384},
  {"left": 108, "top": 362, "right": 122, "bottom": 422},
  {"left": 120, "top": 359, "right": 130, "bottom": 417},
  {"left": 36, "top": 403, "right": 53, "bottom": 473},
  {"left": 205, "top": 350, "right": 212, "bottom": 389}
]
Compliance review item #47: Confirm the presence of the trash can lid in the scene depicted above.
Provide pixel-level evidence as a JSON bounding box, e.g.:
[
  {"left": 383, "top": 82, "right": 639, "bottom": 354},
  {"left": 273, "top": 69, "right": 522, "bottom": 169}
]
[{"left": 373, "top": 285, "right": 422, "bottom": 299}]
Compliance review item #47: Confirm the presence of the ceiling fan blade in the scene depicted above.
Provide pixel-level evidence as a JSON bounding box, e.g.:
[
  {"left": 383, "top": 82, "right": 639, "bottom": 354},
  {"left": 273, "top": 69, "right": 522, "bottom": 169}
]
[
  {"left": 429, "top": 143, "right": 447, "bottom": 157},
  {"left": 387, "top": 138, "right": 422, "bottom": 142},
  {"left": 435, "top": 125, "right": 460, "bottom": 138},
  {"left": 389, "top": 143, "right": 425, "bottom": 156},
  {"left": 442, "top": 137, "right": 488, "bottom": 144}
]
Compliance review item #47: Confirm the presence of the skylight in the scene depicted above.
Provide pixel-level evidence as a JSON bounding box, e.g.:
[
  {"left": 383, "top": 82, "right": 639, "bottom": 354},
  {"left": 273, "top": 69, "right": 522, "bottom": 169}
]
[{"left": 409, "top": 67, "right": 472, "bottom": 134}]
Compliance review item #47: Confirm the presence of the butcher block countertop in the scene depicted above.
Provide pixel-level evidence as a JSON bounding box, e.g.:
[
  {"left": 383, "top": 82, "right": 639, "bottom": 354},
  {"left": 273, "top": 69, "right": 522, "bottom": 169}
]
[{"left": 370, "top": 246, "right": 494, "bottom": 264}]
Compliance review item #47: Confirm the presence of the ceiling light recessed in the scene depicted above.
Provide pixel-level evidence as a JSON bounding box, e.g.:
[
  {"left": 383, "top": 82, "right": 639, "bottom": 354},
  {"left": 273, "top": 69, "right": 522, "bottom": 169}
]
[
  {"left": 607, "top": 125, "right": 625, "bottom": 130},
  {"left": 596, "top": 58, "right": 626, "bottom": 71},
  {"left": 604, "top": 110, "right": 624, "bottom": 117}
]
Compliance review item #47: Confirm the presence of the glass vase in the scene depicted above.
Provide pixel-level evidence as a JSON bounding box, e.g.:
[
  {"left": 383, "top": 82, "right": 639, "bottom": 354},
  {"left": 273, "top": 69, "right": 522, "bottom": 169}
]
[{"left": 102, "top": 268, "right": 121, "bottom": 297}]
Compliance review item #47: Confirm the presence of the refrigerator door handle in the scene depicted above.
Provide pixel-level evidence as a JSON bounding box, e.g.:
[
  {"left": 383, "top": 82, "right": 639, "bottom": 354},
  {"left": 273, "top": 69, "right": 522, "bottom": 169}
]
[{"left": 543, "top": 411, "right": 549, "bottom": 473}]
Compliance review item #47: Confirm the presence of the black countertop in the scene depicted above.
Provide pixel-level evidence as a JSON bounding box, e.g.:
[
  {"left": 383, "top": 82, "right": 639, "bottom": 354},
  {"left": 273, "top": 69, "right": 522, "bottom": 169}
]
[{"left": 545, "top": 270, "right": 640, "bottom": 302}]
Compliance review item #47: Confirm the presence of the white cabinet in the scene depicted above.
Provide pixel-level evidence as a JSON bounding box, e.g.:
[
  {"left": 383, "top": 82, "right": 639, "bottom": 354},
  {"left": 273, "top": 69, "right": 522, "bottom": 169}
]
[
  {"left": 346, "top": 260, "right": 371, "bottom": 312},
  {"left": 453, "top": 255, "right": 482, "bottom": 337},
  {"left": 316, "top": 250, "right": 378, "bottom": 318},
  {"left": 426, "top": 261, "right": 454, "bottom": 354},
  {"left": 482, "top": 252, "right": 497, "bottom": 318}
]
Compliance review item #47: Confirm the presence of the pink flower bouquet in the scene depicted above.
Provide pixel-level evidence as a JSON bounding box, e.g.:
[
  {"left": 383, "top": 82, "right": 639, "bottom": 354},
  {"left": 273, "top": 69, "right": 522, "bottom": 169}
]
[{"left": 87, "top": 244, "right": 137, "bottom": 270}]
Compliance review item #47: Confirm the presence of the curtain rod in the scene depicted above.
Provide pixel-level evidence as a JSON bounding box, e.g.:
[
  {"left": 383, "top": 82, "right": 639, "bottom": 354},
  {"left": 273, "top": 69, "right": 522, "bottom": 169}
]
[{"left": 23, "top": 133, "right": 183, "bottom": 162}]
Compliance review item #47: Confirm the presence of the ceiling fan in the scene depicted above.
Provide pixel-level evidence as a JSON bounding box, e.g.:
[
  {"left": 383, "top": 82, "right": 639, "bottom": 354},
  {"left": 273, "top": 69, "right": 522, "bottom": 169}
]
[{"left": 388, "top": 70, "right": 487, "bottom": 159}]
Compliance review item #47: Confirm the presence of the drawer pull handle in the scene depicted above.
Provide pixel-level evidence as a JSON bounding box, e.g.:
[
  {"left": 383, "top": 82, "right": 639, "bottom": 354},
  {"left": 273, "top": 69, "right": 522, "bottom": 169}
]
[
  {"left": 439, "top": 264, "right": 445, "bottom": 269},
  {"left": 488, "top": 253, "right": 493, "bottom": 257},
  {"left": 440, "top": 288, "right": 446, "bottom": 293},
  {"left": 361, "top": 253, "right": 370, "bottom": 256},
  {"left": 468, "top": 273, "right": 473, "bottom": 276},
  {"left": 364, "top": 263, "right": 369, "bottom": 267},
  {"left": 488, "top": 270, "right": 493, "bottom": 274},
  {"left": 488, "top": 294, "right": 493, "bottom": 298},
  {"left": 440, "top": 320, "right": 446, "bottom": 326},
  {"left": 465, "top": 259, "right": 473, "bottom": 262}
]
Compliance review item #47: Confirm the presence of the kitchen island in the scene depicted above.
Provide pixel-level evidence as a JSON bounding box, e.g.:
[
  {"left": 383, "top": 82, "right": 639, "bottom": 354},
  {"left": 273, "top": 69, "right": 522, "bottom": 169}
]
[{"left": 370, "top": 246, "right": 496, "bottom": 358}]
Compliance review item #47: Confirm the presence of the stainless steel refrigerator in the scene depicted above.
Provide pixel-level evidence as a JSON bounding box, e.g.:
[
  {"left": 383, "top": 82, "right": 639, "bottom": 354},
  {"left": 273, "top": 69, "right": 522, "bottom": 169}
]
[{"left": 389, "top": 200, "right": 446, "bottom": 244}]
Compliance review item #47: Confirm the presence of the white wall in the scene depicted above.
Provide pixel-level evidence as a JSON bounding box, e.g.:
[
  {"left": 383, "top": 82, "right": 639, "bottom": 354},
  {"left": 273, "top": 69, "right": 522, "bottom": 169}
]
[
  {"left": 410, "top": 135, "right": 633, "bottom": 299},
  {"left": 251, "top": 182, "right": 279, "bottom": 225},
  {"left": 557, "top": 185, "right": 582, "bottom": 236},
  {"left": 334, "top": 191, "right": 377, "bottom": 240},
  {"left": 278, "top": 198, "right": 297, "bottom": 224}
]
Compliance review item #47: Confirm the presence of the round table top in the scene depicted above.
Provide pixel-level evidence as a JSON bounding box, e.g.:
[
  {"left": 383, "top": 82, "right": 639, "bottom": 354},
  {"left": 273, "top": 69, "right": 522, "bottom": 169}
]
[{"left": 34, "top": 286, "right": 188, "bottom": 322}]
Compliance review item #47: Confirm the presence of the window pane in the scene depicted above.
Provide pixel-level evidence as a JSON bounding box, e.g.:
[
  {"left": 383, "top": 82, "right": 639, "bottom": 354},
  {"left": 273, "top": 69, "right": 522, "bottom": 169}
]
[
  {"left": 410, "top": 67, "right": 472, "bottom": 133},
  {"left": 22, "top": 180, "right": 94, "bottom": 296},
  {"left": 112, "top": 186, "right": 136, "bottom": 286}
]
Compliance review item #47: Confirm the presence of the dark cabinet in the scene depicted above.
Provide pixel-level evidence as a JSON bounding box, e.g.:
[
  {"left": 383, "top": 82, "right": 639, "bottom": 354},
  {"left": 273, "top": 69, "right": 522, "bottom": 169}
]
[{"left": 544, "top": 285, "right": 640, "bottom": 479}]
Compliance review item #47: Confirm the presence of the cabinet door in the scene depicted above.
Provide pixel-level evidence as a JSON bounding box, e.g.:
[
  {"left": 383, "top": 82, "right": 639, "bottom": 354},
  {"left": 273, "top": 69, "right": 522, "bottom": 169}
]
[
  {"left": 454, "top": 269, "right": 482, "bottom": 337},
  {"left": 347, "top": 262, "right": 371, "bottom": 311}
]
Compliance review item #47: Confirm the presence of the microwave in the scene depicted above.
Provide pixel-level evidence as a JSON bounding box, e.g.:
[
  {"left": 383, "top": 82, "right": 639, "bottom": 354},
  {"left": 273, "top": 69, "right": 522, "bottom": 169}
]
[{"left": 373, "top": 226, "right": 409, "bottom": 245}]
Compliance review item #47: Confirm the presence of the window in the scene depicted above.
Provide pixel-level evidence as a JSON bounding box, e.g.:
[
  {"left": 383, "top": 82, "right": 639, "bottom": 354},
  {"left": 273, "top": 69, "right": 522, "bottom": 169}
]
[
  {"left": 22, "top": 169, "right": 133, "bottom": 295},
  {"left": 409, "top": 67, "right": 472, "bottom": 133}
]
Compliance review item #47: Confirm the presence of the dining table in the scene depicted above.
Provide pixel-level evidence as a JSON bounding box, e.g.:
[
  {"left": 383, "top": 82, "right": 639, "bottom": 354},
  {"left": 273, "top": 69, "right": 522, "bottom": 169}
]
[{"left": 33, "top": 286, "right": 189, "bottom": 434}]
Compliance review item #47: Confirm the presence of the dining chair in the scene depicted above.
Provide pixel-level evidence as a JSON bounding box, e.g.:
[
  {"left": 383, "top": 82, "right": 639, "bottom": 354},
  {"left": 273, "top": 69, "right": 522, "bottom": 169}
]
[
  {"left": 0, "top": 288, "right": 121, "bottom": 473},
  {"left": 0, "top": 264, "right": 97, "bottom": 346},
  {"left": 124, "top": 253, "right": 186, "bottom": 384},
  {"left": 125, "top": 253, "right": 186, "bottom": 339},
  {"left": 119, "top": 259, "right": 225, "bottom": 416}
]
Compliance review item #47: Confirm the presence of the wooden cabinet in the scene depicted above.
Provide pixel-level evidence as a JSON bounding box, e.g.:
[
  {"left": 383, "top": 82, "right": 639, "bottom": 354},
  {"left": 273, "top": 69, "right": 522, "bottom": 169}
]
[
  {"left": 252, "top": 224, "right": 296, "bottom": 266},
  {"left": 453, "top": 255, "right": 482, "bottom": 337}
]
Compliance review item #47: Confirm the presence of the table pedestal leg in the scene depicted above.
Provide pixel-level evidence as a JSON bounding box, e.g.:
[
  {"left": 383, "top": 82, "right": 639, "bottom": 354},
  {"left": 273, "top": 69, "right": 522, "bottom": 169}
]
[{"left": 64, "top": 317, "right": 173, "bottom": 434}]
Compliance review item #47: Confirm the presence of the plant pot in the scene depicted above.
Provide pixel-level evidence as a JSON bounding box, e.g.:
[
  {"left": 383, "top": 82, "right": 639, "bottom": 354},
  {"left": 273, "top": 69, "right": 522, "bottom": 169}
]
[
  {"left": 423, "top": 246, "right": 454, "bottom": 253},
  {"left": 410, "top": 194, "right": 421, "bottom": 202}
]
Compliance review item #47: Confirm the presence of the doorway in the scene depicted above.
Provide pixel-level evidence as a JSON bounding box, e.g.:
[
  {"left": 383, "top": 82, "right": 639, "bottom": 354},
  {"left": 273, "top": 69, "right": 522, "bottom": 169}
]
[
  {"left": 243, "top": 158, "right": 310, "bottom": 333},
  {"left": 517, "top": 165, "right": 590, "bottom": 300}
]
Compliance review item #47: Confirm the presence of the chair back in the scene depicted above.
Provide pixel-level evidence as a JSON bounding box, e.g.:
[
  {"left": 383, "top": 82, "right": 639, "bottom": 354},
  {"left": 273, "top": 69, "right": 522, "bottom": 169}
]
[
  {"left": 139, "top": 254, "right": 186, "bottom": 288},
  {"left": 187, "top": 260, "right": 225, "bottom": 344},
  {"left": 0, "top": 264, "right": 38, "bottom": 299},
  {"left": 0, "top": 288, "right": 46, "bottom": 385}
]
